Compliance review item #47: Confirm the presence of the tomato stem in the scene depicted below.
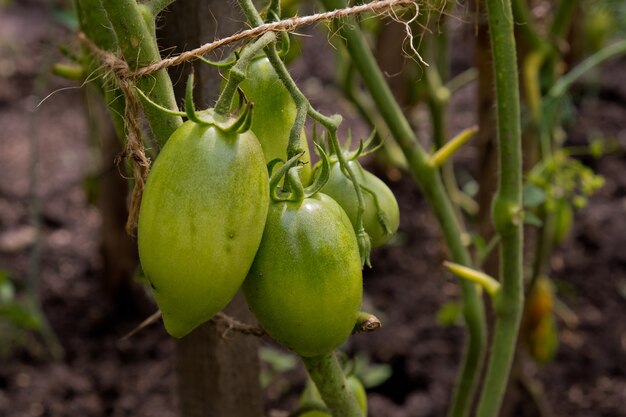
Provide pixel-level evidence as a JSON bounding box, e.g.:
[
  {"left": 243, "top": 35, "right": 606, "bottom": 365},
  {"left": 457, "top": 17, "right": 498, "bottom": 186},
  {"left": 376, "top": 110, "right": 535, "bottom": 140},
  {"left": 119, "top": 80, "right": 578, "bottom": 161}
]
[
  {"left": 100, "top": 0, "right": 182, "bottom": 146},
  {"left": 475, "top": 0, "right": 524, "bottom": 414},
  {"left": 214, "top": 32, "right": 276, "bottom": 117},
  {"left": 318, "top": 1, "right": 487, "bottom": 415},
  {"left": 301, "top": 353, "right": 364, "bottom": 417}
]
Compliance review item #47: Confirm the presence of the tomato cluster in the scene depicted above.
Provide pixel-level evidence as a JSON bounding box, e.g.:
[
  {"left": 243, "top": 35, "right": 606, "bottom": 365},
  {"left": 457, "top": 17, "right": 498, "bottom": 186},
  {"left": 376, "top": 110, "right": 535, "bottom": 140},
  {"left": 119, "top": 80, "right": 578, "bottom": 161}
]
[{"left": 137, "top": 53, "right": 399, "bottom": 359}]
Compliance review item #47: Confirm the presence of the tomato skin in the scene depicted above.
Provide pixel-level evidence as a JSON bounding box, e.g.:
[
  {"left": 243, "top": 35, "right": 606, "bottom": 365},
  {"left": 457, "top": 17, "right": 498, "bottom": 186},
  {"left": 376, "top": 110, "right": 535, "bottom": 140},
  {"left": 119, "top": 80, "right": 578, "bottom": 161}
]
[
  {"left": 243, "top": 193, "right": 362, "bottom": 357},
  {"left": 138, "top": 116, "right": 269, "bottom": 338},
  {"left": 320, "top": 160, "right": 399, "bottom": 248},
  {"left": 239, "top": 57, "right": 311, "bottom": 183}
]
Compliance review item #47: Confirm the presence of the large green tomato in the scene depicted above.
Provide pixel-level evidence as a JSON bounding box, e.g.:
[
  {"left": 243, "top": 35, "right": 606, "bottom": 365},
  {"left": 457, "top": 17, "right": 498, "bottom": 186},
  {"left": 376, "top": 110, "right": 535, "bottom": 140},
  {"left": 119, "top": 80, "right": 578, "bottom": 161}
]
[
  {"left": 239, "top": 57, "right": 311, "bottom": 183},
  {"left": 138, "top": 114, "right": 269, "bottom": 338},
  {"left": 243, "top": 193, "right": 362, "bottom": 357},
  {"left": 320, "top": 160, "right": 399, "bottom": 248}
]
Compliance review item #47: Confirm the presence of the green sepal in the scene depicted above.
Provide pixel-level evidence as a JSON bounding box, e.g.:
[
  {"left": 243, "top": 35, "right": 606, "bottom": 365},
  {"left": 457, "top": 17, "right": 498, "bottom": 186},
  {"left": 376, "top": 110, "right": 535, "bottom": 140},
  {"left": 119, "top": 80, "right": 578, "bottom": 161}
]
[
  {"left": 185, "top": 73, "right": 212, "bottom": 126},
  {"left": 304, "top": 143, "right": 331, "bottom": 198},
  {"left": 356, "top": 227, "right": 372, "bottom": 268}
]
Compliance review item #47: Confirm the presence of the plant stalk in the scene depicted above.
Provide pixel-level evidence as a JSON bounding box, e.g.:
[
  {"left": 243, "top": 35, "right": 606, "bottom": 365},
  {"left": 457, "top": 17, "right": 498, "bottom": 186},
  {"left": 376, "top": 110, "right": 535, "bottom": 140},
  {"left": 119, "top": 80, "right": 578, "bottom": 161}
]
[
  {"left": 101, "top": 0, "right": 182, "bottom": 146},
  {"left": 476, "top": 0, "right": 524, "bottom": 415},
  {"left": 301, "top": 354, "right": 364, "bottom": 417},
  {"left": 318, "top": 2, "right": 487, "bottom": 417}
]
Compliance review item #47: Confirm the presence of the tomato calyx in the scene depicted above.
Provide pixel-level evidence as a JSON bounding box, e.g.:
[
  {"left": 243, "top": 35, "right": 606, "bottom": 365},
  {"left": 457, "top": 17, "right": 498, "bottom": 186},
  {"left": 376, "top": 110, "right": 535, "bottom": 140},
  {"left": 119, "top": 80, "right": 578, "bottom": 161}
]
[
  {"left": 184, "top": 73, "right": 254, "bottom": 134},
  {"left": 269, "top": 143, "right": 332, "bottom": 203}
]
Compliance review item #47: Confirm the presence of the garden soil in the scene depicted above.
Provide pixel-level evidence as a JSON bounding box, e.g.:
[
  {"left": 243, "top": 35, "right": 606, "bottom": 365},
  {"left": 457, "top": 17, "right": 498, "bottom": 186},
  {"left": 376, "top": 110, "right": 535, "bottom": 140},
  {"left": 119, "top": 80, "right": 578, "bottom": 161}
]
[{"left": 1, "top": 2, "right": 625, "bottom": 417}]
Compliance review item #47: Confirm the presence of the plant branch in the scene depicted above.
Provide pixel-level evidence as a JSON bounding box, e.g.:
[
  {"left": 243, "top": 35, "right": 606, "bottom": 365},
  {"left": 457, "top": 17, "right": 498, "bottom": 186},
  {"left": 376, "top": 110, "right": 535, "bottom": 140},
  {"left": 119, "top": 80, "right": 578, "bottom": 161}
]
[
  {"left": 101, "top": 0, "right": 181, "bottom": 146},
  {"left": 476, "top": 0, "right": 524, "bottom": 415},
  {"left": 548, "top": 39, "right": 626, "bottom": 100},
  {"left": 144, "top": 0, "right": 176, "bottom": 17},
  {"left": 318, "top": 2, "right": 487, "bottom": 417},
  {"left": 302, "top": 353, "right": 364, "bottom": 417}
]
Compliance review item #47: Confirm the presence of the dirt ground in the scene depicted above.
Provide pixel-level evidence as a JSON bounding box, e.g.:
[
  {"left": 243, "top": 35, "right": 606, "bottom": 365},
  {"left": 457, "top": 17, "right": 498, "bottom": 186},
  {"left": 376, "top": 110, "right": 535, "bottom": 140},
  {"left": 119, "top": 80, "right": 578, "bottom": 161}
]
[{"left": 1, "top": 1, "right": 625, "bottom": 417}]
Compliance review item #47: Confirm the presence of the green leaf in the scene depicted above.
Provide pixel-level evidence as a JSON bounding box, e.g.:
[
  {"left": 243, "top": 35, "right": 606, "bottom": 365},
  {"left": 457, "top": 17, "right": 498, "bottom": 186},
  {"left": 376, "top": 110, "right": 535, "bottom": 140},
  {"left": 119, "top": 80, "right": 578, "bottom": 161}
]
[
  {"left": 523, "top": 184, "right": 547, "bottom": 207},
  {"left": 524, "top": 211, "right": 544, "bottom": 227},
  {"left": 0, "top": 270, "right": 14, "bottom": 304},
  {"left": 351, "top": 353, "right": 392, "bottom": 388},
  {"left": 259, "top": 346, "right": 298, "bottom": 373},
  {"left": 0, "top": 304, "right": 43, "bottom": 330},
  {"left": 436, "top": 301, "right": 462, "bottom": 327},
  {"left": 359, "top": 364, "right": 392, "bottom": 388}
]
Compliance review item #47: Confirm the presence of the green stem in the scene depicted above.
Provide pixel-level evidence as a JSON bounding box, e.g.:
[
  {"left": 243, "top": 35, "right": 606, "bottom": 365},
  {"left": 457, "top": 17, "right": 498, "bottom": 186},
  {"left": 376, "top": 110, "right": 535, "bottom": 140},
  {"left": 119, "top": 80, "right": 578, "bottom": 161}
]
[
  {"left": 511, "top": 0, "right": 544, "bottom": 49},
  {"left": 476, "top": 0, "right": 524, "bottom": 415},
  {"left": 75, "top": 0, "right": 127, "bottom": 142},
  {"left": 214, "top": 32, "right": 276, "bottom": 116},
  {"left": 318, "top": 2, "right": 486, "bottom": 417},
  {"left": 302, "top": 354, "right": 364, "bottom": 417},
  {"left": 548, "top": 40, "right": 626, "bottom": 100},
  {"left": 549, "top": 0, "right": 577, "bottom": 38},
  {"left": 144, "top": 0, "right": 176, "bottom": 17},
  {"left": 101, "top": 0, "right": 181, "bottom": 146},
  {"left": 237, "top": 0, "right": 372, "bottom": 266}
]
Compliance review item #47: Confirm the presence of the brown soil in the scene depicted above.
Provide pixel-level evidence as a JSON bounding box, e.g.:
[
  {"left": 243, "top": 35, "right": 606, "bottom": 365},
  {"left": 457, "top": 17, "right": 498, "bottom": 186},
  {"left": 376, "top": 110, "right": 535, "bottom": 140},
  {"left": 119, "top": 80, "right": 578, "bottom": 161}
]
[{"left": 1, "top": 2, "right": 625, "bottom": 417}]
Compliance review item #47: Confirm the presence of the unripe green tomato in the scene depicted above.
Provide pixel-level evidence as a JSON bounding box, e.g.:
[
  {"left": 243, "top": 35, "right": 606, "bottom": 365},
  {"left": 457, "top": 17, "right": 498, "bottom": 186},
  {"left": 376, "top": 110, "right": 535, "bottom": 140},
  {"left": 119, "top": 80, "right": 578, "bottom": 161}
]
[
  {"left": 138, "top": 114, "right": 269, "bottom": 338},
  {"left": 243, "top": 193, "right": 362, "bottom": 357},
  {"left": 300, "top": 376, "right": 368, "bottom": 416},
  {"left": 320, "top": 160, "right": 399, "bottom": 248},
  {"left": 239, "top": 57, "right": 311, "bottom": 184}
]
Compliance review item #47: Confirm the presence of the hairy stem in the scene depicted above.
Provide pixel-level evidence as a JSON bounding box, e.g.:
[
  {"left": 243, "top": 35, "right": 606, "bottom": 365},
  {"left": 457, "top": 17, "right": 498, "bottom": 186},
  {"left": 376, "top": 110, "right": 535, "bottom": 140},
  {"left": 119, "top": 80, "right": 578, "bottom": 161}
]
[
  {"left": 101, "top": 0, "right": 181, "bottom": 145},
  {"left": 318, "top": 2, "right": 486, "bottom": 416},
  {"left": 476, "top": 0, "right": 524, "bottom": 415},
  {"left": 302, "top": 354, "right": 364, "bottom": 417}
]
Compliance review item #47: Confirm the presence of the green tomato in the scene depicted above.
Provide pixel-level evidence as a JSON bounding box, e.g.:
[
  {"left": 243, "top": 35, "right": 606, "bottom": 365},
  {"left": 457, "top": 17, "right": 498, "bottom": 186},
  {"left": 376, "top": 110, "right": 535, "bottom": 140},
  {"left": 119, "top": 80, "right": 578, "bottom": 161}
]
[
  {"left": 243, "top": 193, "right": 362, "bottom": 357},
  {"left": 239, "top": 57, "right": 311, "bottom": 184},
  {"left": 138, "top": 113, "right": 269, "bottom": 338},
  {"left": 320, "top": 160, "right": 399, "bottom": 248}
]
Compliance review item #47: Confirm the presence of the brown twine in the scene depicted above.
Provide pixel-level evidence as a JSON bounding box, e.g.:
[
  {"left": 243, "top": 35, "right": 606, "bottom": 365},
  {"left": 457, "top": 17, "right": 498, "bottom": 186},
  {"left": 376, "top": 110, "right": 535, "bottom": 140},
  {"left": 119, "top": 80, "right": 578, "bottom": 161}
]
[
  {"left": 78, "top": 0, "right": 420, "bottom": 233},
  {"left": 119, "top": 310, "right": 265, "bottom": 340},
  {"left": 79, "top": 0, "right": 419, "bottom": 80},
  {"left": 212, "top": 312, "right": 266, "bottom": 338},
  {"left": 117, "top": 79, "right": 151, "bottom": 235}
]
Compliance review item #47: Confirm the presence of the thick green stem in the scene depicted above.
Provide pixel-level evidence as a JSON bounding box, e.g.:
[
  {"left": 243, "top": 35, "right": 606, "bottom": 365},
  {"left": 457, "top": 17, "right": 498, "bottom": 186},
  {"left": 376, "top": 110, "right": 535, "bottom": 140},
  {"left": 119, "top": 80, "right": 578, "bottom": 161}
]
[
  {"left": 101, "top": 0, "right": 181, "bottom": 146},
  {"left": 302, "top": 354, "right": 364, "bottom": 417},
  {"left": 476, "top": 0, "right": 524, "bottom": 415},
  {"left": 319, "top": 2, "right": 486, "bottom": 416},
  {"left": 75, "top": 0, "right": 127, "bottom": 141}
]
